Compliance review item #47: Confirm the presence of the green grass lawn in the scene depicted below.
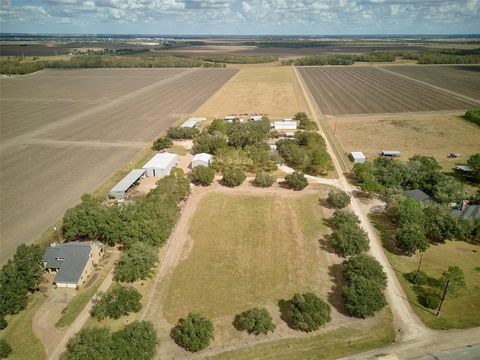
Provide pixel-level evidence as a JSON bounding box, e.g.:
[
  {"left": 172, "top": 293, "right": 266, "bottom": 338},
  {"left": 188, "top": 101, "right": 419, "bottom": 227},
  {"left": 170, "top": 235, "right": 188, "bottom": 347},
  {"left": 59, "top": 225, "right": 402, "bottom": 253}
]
[
  {"left": 0, "top": 294, "right": 46, "bottom": 360},
  {"left": 207, "top": 309, "right": 394, "bottom": 360},
  {"left": 163, "top": 192, "right": 328, "bottom": 322}
]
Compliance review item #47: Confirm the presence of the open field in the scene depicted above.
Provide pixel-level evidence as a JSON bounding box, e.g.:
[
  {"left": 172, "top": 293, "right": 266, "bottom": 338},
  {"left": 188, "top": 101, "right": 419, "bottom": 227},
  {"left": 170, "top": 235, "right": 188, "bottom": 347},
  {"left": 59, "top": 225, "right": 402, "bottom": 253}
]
[
  {"left": 163, "top": 192, "right": 329, "bottom": 322},
  {"left": 0, "top": 68, "right": 237, "bottom": 264},
  {"left": 196, "top": 67, "right": 308, "bottom": 118},
  {"left": 380, "top": 65, "right": 480, "bottom": 100},
  {"left": 298, "top": 66, "right": 479, "bottom": 115},
  {"left": 326, "top": 113, "right": 480, "bottom": 165}
]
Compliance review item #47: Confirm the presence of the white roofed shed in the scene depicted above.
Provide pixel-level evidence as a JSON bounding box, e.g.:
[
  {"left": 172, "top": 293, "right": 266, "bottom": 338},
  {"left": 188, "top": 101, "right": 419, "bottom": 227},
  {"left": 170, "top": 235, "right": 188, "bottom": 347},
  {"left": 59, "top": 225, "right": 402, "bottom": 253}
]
[
  {"left": 143, "top": 152, "right": 178, "bottom": 177},
  {"left": 273, "top": 120, "right": 298, "bottom": 130},
  {"left": 180, "top": 117, "right": 206, "bottom": 128},
  {"left": 191, "top": 153, "right": 213, "bottom": 168},
  {"left": 109, "top": 169, "right": 146, "bottom": 200},
  {"left": 349, "top": 152, "right": 366, "bottom": 164}
]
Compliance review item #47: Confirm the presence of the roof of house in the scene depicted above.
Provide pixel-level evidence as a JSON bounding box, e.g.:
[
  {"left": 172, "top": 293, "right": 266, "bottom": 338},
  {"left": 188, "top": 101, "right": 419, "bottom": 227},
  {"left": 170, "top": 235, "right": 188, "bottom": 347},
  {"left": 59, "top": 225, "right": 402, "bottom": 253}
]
[
  {"left": 381, "top": 150, "right": 401, "bottom": 156},
  {"left": 43, "top": 242, "right": 100, "bottom": 284},
  {"left": 110, "top": 169, "right": 146, "bottom": 194},
  {"left": 143, "top": 152, "right": 177, "bottom": 169},
  {"left": 452, "top": 204, "right": 480, "bottom": 219},
  {"left": 273, "top": 120, "right": 298, "bottom": 129},
  {"left": 405, "top": 189, "right": 432, "bottom": 202},
  {"left": 192, "top": 153, "right": 212, "bottom": 163},
  {"left": 456, "top": 165, "right": 472, "bottom": 172},
  {"left": 180, "top": 117, "right": 206, "bottom": 128},
  {"left": 350, "top": 151, "right": 366, "bottom": 160}
]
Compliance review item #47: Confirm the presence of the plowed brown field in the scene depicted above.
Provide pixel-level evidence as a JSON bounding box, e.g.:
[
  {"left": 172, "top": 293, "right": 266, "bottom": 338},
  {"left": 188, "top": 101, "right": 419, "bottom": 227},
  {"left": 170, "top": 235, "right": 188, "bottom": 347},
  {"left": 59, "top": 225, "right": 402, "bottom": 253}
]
[
  {"left": 298, "top": 66, "right": 478, "bottom": 115},
  {"left": 0, "top": 68, "right": 237, "bottom": 263}
]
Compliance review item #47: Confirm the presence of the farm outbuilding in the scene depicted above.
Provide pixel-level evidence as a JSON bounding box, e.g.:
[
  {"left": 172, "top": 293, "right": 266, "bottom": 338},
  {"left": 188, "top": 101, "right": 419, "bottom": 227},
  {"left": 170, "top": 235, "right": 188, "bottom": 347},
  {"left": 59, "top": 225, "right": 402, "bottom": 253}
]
[
  {"left": 180, "top": 117, "right": 206, "bottom": 128},
  {"left": 405, "top": 189, "right": 432, "bottom": 202},
  {"left": 452, "top": 203, "right": 480, "bottom": 219},
  {"left": 250, "top": 115, "right": 263, "bottom": 121},
  {"left": 43, "top": 242, "right": 104, "bottom": 288},
  {"left": 380, "top": 150, "right": 401, "bottom": 158},
  {"left": 143, "top": 152, "right": 178, "bottom": 177},
  {"left": 456, "top": 165, "right": 472, "bottom": 173},
  {"left": 191, "top": 153, "right": 213, "bottom": 168},
  {"left": 109, "top": 169, "right": 146, "bottom": 200},
  {"left": 349, "top": 151, "right": 366, "bottom": 164},
  {"left": 273, "top": 120, "right": 298, "bottom": 130}
]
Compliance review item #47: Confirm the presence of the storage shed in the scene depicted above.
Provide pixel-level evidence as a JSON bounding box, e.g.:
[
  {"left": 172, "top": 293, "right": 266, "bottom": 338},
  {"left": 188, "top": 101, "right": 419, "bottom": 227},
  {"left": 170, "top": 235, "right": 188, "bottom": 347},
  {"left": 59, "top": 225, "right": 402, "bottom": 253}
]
[
  {"left": 250, "top": 115, "right": 263, "bottom": 121},
  {"left": 456, "top": 165, "right": 472, "bottom": 173},
  {"left": 109, "top": 169, "right": 146, "bottom": 200},
  {"left": 405, "top": 189, "right": 432, "bottom": 202},
  {"left": 180, "top": 117, "right": 206, "bottom": 128},
  {"left": 273, "top": 120, "right": 298, "bottom": 130},
  {"left": 191, "top": 153, "right": 213, "bottom": 168},
  {"left": 380, "top": 150, "right": 401, "bottom": 158},
  {"left": 143, "top": 152, "right": 178, "bottom": 177},
  {"left": 349, "top": 151, "right": 366, "bottom": 164}
]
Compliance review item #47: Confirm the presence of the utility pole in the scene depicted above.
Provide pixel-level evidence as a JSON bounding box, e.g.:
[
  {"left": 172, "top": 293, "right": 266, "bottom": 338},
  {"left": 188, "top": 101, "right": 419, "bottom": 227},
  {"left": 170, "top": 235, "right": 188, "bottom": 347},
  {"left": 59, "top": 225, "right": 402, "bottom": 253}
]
[
  {"left": 413, "top": 252, "right": 424, "bottom": 282},
  {"left": 436, "top": 279, "right": 449, "bottom": 317}
]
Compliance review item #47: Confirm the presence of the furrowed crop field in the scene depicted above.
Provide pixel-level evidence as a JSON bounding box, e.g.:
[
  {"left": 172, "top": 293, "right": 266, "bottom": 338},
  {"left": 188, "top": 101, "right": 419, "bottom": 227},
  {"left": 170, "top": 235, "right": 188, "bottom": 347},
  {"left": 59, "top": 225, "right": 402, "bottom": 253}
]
[
  {"left": 0, "top": 68, "right": 237, "bottom": 263},
  {"left": 299, "top": 66, "right": 479, "bottom": 115}
]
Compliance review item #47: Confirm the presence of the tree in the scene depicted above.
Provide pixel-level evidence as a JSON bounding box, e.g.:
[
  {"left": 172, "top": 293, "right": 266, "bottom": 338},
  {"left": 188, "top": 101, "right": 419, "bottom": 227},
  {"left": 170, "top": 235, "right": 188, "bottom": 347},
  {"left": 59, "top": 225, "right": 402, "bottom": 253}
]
[
  {"left": 171, "top": 313, "right": 214, "bottom": 352},
  {"left": 152, "top": 136, "right": 172, "bottom": 151},
  {"left": 91, "top": 285, "right": 142, "bottom": 320},
  {"left": 0, "top": 314, "right": 7, "bottom": 330},
  {"left": 12, "top": 244, "right": 44, "bottom": 290},
  {"left": 254, "top": 172, "right": 276, "bottom": 187},
  {"left": 326, "top": 190, "right": 351, "bottom": 209},
  {"left": 222, "top": 168, "right": 246, "bottom": 187},
  {"left": 193, "top": 134, "right": 227, "bottom": 154},
  {"left": 284, "top": 293, "right": 331, "bottom": 332},
  {"left": 467, "top": 153, "right": 480, "bottom": 182},
  {"left": 440, "top": 266, "right": 466, "bottom": 294},
  {"left": 418, "top": 288, "right": 441, "bottom": 309},
  {"left": 0, "top": 339, "right": 12, "bottom": 359},
  {"left": 396, "top": 223, "right": 429, "bottom": 255},
  {"left": 208, "top": 118, "right": 228, "bottom": 135},
  {"left": 343, "top": 254, "right": 387, "bottom": 288},
  {"left": 166, "top": 126, "right": 199, "bottom": 139},
  {"left": 295, "top": 112, "right": 318, "bottom": 130},
  {"left": 234, "top": 307, "right": 276, "bottom": 335},
  {"left": 114, "top": 243, "right": 158, "bottom": 283},
  {"left": 284, "top": 172, "right": 308, "bottom": 190},
  {"left": 62, "top": 327, "right": 113, "bottom": 360},
  {"left": 191, "top": 166, "right": 215, "bottom": 186},
  {"left": 431, "top": 175, "right": 467, "bottom": 204},
  {"left": 404, "top": 270, "right": 428, "bottom": 285},
  {"left": 330, "top": 226, "right": 370, "bottom": 256},
  {"left": 343, "top": 275, "right": 387, "bottom": 318},
  {"left": 111, "top": 321, "right": 158, "bottom": 360}
]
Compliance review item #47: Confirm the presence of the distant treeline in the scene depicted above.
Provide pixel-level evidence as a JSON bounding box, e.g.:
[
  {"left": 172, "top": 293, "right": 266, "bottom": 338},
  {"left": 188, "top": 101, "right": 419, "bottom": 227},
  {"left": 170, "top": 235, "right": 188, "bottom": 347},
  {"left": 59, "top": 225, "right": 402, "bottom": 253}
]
[
  {"left": 0, "top": 55, "right": 207, "bottom": 74},
  {"left": 290, "top": 52, "right": 396, "bottom": 66},
  {"left": 400, "top": 48, "right": 480, "bottom": 64},
  {"left": 242, "top": 41, "right": 334, "bottom": 48},
  {"left": 195, "top": 55, "right": 277, "bottom": 64}
]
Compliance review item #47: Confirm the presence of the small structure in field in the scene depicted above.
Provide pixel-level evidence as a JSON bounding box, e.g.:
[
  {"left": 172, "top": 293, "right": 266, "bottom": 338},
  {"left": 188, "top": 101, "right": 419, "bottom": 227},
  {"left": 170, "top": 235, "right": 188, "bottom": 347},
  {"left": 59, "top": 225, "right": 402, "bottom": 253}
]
[
  {"left": 349, "top": 151, "right": 366, "bottom": 164},
  {"left": 180, "top": 117, "right": 206, "bottom": 128},
  {"left": 448, "top": 153, "right": 461, "bottom": 159},
  {"left": 269, "top": 144, "right": 277, "bottom": 151},
  {"left": 380, "top": 150, "right": 401, "bottom": 158},
  {"left": 456, "top": 165, "right": 472, "bottom": 173},
  {"left": 43, "top": 242, "right": 104, "bottom": 288},
  {"left": 250, "top": 115, "right": 263, "bottom": 121},
  {"left": 191, "top": 153, "right": 212, "bottom": 168},
  {"left": 225, "top": 116, "right": 244, "bottom": 123},
  {"left": 405, "top": 189, "right": 432, "bottom": 202},
  {"left": 273, "top": 120, "right": 298, "bottom": 130},
  {"left": 452, "top": 201, "right": 480, "bottom": 219},
  {"left": 109, "top": 169, "right": 146, "bottom": 200},
  {"left": 143, "top": 152, "right": 178, "bottom": 177}
]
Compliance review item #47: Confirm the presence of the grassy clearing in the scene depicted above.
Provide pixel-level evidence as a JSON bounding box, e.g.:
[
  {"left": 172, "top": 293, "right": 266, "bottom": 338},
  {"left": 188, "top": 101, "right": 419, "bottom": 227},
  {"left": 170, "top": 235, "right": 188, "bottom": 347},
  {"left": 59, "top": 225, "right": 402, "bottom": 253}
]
[
  {"left": 207, "top": 309, "right": 394, "bottom": 360},
  {"left": 163, "top": 192, "right": 328, "bottom": 322},
  {"left": 0, "top": 294, "right": 46, "bottom": 360},
  {"left": 167, "top": 144, "right": 188, "bottom": 156},
  {"left": 197, "top": 67, "right": 306, "bottom": 118}
]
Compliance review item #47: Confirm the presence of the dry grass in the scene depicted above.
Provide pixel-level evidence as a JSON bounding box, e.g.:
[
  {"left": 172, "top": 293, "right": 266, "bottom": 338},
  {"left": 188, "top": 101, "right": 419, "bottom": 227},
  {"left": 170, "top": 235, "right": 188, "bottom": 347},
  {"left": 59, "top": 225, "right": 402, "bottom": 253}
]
[
  {"left": 327, "top": 112, "right": 480, "bottom": 167},
  {"left": 163, "top": 192, "right": 330, "bottom": 323},
  {"left": 197, "top": 67, "right": 307, "bottom": 119}
]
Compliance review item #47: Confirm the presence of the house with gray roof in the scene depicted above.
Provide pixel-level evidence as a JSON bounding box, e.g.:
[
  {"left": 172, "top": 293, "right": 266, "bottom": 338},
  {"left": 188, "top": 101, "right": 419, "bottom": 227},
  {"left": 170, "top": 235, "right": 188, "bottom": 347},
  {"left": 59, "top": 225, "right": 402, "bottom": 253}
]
[
  {"left": 405, "top": 189, "right": 433, "bottom": 202},
  {"left": 452, "top": 204, "right": 480, "bottom": 219},
  {"left": 43, "top": 242, "right": 104, "bottom": 288}
]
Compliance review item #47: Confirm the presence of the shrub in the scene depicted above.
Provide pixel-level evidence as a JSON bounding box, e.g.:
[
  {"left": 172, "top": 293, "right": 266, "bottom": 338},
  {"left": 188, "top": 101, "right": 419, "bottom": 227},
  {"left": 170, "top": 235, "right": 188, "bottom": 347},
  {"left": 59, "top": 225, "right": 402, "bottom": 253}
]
[
  {"left": 208, "top": 118, "right": 228, "bottom": 134},
  {"left": 465, "top": 109, "right": 480, "bottom": 126},
  {"left": 91, "top": 285, "right": 142, "bottom": 320},
  {"left": 295, "top": 112, "right": 318, "bottom": 130},
  {"left": 440, "top": 266, "right": 466, "bottom": 294},
  {"left": 167, "top": 126, "right": 199, "bottom": 139},
  {"left": 234, "top": 307, "right": 276, "bottom": 335},
  {"left": 114, "top": 243, "right": 158, "bottom": 283},
  {"left": 343, "top": 275, "right": 387, "bottom": 318},
  {"left": 152, "top": 136, "right": 173, "bottom": 151},
  {"left": 284, "top": 293, "right": 331, "bottom": 332},
  {"left": 111, "top": 321, "right": 158, "bottom": 360},
  {"left": 254, "top": 172, "right": 276, "bottom": 187},
  {"left": 284, "top": 171, "right": 308, "bottom": 190},
  {"left": 418, "top": 288, "right": 441, "bottom": 309},
  {"left": 326, "top": 190, "right": 351, "bottom": 209},
  {"left": 171, "top": 313, "right": 214, "bottom": 352},
  {"left": 191, "top": 166, "right": 215, "bottom": 186},
  {"left": 0, "top": 339, "right": 12, "bottom": 359},
  {"left": 222, "top": 168, "right": 246, "bottom": 187},
  {"left": 0, "top": 315, "right": 7, "bottom": 330},
  {"left": 404, "top": 270, "right": 428, "bottom": 285}
]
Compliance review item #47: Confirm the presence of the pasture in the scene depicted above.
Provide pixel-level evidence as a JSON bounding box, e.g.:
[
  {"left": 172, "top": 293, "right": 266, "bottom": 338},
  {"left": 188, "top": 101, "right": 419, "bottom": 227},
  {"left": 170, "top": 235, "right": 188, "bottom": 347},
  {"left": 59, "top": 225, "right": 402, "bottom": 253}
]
[
  {"left": 196, "top": 66, "right": 308, "bottom": 118},
  {"left": 163, "top": 192, "right": 330, "bottom": 322},
  {"left": 0, "top": 68, "right": 237, "bottom": 263},
  {"left": 298, "top": 66, "right": 479, "bottom": 115},
  {"left": 326, "top": 113, "right": 480, "bottom": 165}
]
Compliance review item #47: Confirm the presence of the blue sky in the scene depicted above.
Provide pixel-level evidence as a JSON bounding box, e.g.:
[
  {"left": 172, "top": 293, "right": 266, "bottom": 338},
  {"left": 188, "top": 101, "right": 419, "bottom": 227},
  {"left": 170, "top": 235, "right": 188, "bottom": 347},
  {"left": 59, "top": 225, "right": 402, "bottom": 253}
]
[{"left": 1, "top": 0, "right": 479, "bottom": 35}]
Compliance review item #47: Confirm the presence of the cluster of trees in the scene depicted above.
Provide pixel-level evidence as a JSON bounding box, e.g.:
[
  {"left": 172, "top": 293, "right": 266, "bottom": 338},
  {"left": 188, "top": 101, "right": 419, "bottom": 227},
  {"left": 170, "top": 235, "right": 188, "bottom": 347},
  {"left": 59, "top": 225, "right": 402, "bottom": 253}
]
[
  {"left": 329, "top": 211, "right": 370, "bottom": 256},
  {"left": 276, "top": 131, "right": 332, "bottom": 176},
  {"left": 196, "top": 55, "right": 277, "bottom": 64},
  {"left": 342, "top": 254, "right": 388, "bottom": 318},
  {"left": 62, "top": 321, "right": 157, "bottom": 360},
  {"left": 292, "top": 52, "right": 396, "bottom": 66},
  {"left": 152, "top": 136, "right": 172, "bottom": 151},
  {"left": 0, "top": 245, "right": 44, "bottom": 327},
  {"left": 294, "top": 112, "right": 318, "bottom": 131},
  {"left": 114, "top": 243, "right": 158, "bottom": 283},
  {"left": 166, "top": 126, "right": 200, "bottom": 140},
  {"left": 467, "top": 153, "right": 480, "bottom": 183},
  {"left": 465, "top": 109, "right": 480, "bottom": 126},
  {"left": 353, "top": 155, "right": 467, "bottom": 203},
  {"left": 0, "top": 339, "right": 12, "bottom": 359},
  {"left": 90, "top": 285, "right": 142, "bottom": 320}
]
